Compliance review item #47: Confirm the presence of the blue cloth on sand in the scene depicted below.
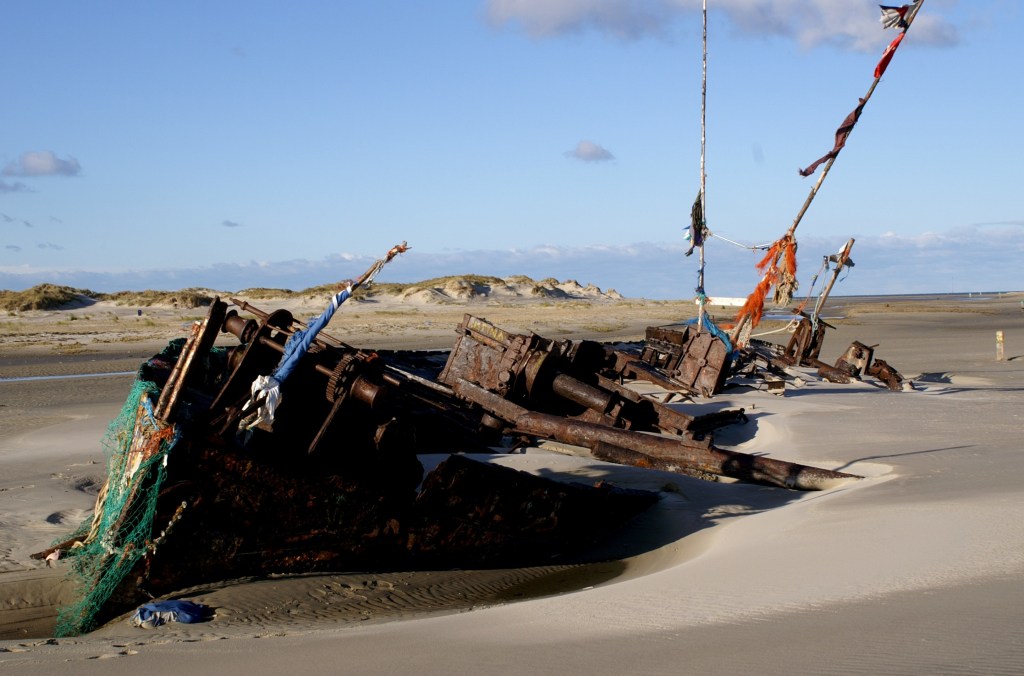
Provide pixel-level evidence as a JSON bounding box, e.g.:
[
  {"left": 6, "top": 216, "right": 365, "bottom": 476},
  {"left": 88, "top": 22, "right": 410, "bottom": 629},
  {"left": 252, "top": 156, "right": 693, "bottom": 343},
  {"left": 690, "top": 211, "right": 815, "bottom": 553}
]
[{"left": 129, "top": 600, "right": 209, "bottom": 628}]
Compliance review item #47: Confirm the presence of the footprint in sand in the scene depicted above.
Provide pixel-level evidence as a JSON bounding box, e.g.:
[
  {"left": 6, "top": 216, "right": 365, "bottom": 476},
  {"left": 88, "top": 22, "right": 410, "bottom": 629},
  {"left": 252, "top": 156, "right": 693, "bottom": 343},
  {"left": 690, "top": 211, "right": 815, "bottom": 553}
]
[
  {"left": 72, "top": 476, "right": 103, "bottom": 494},
  {"left": 45, "top": 508, "right": 89, "bottom": 525},
  {"left": 88, "top": 649, "right": 138, "bottom": 659},
  {"left": 362, "top": 579, "right": 395, "bottom": 591},
  {"left": 2, "top": 638, "right": 59, "bottom": 652}
]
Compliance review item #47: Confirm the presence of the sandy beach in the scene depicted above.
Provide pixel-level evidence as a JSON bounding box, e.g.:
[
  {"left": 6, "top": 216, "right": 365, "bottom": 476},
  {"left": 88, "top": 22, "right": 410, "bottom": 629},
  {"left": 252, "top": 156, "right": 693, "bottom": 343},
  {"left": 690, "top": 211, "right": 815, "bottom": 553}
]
[{"left": 2, "top": 290, "right": 1023, "bottom": 674}]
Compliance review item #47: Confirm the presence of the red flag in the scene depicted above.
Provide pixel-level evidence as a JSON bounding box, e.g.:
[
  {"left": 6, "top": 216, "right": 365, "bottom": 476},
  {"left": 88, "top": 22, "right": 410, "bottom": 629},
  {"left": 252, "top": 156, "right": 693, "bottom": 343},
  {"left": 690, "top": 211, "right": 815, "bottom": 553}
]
[
  {"left": 799, "top": 99, "right": 866, "bottom": 177},
  {"left": 874, "top": 31, "right": 906, "bottom": 78}
]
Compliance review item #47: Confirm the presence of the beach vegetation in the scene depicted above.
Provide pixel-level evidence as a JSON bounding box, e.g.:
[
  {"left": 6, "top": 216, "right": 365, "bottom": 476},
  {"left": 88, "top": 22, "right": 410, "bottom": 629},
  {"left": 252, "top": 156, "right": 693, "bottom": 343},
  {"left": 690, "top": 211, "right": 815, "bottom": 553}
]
[
  {"left": 582, "top": 322, "right": 627, "bottom": 333},
  {"left": 370, "top": 309, "right": 421, "bottom": 316},
  {"left": 104, "top": 288, "right": 215, "bottom": 308},
  {"left": 2, "top": 274, "right": 620, "bottom": 315},
  {"left": 55, "top": 340, "right": 89, "bottom": 354},
  {"left": 236, "top": 287, "right": 294, "bottom": 299},
  {"left": 0, "top": 284, "right": 96, "bottom": 311}
]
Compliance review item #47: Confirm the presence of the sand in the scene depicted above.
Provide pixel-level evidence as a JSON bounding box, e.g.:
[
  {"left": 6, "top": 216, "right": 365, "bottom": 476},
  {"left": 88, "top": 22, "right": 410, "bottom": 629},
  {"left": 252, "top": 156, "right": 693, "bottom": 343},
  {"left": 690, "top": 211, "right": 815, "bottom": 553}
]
[{"left": 2, "top": 292, "right": 1023, "bottom": 674}]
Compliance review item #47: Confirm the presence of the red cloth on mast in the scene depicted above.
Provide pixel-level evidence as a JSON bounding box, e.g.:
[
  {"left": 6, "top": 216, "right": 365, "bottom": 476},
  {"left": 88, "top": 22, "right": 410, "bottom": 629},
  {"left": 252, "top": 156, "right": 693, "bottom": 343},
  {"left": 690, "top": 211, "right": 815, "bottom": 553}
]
[{"left": 875, "top": 31, "right": 906, "bottom": 79}]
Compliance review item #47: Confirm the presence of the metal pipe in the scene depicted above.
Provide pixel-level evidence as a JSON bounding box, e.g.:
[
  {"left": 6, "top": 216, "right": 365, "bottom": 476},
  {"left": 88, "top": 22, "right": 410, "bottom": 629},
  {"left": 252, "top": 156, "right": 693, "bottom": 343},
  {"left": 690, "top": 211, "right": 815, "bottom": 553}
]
[
  {"left": 550, "top": 373, "right": 615, "bottom": 413},
  {"left": 811, "top": 238, "right": 855, "bottom": 324},
  {"left": 154, "top": 299, "right": 226, "bottom": 421},
  {"left": 452, "top": 379, "right": 857, "bottom": 490},
  {"left": 222, "top": 305, "right": 387, "bottom": 409}
]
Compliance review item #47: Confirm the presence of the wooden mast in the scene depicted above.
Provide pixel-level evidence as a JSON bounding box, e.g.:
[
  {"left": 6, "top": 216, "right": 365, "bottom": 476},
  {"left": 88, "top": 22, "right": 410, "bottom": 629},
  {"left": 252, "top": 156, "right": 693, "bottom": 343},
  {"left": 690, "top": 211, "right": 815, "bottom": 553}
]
[
  {"left": 696, "top": 0, "right": 708, "bottom": 331},
  {"left": 730, "top": 1, "right": 925, "bottom": 347}
]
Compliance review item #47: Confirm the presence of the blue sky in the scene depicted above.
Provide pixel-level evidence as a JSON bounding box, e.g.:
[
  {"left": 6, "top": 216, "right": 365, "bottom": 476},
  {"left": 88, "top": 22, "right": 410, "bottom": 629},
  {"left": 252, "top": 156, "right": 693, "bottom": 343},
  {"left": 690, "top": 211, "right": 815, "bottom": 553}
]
[{"left": 2, "top": 1, "right": 1021, "bottom": 299}]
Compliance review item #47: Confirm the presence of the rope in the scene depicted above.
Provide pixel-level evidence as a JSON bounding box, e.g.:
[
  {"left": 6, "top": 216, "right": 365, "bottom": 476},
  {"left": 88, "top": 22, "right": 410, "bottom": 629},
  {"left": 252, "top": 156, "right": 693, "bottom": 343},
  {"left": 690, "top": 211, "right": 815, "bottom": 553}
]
[
  {"left": 750, "top": 319, "right": 801, "bottom": 338},
  {"left": 710, "top": 232, "right": 772, "bottom": 251},
  {"left": 795, "top": 255, "right": 831, "bottom": 315}
]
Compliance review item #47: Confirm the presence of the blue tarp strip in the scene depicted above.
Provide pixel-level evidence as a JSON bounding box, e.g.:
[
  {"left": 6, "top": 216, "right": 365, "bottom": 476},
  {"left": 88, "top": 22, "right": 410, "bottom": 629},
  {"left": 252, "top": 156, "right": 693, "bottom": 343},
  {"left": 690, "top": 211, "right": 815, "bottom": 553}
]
[
  {"left": 273, "top": 287, "right": 352, "bottom": 384},
  {"left": 685, "top": 314, "right": 736, "bottom": 359}
]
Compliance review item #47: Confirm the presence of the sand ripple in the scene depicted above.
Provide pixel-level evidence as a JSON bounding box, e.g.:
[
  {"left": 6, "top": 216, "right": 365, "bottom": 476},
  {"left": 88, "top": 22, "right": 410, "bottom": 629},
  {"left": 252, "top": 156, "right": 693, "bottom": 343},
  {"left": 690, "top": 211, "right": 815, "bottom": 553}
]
[{"left": 86, "top": 564, "right": 625, "bottom": 639}]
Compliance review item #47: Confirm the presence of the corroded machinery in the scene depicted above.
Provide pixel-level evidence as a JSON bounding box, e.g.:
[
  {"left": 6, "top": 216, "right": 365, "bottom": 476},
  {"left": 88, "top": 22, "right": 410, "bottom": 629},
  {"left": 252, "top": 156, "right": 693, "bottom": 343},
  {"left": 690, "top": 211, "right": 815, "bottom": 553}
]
[{"left": 37, "top": 296, "right": 859, "bottom": 635}]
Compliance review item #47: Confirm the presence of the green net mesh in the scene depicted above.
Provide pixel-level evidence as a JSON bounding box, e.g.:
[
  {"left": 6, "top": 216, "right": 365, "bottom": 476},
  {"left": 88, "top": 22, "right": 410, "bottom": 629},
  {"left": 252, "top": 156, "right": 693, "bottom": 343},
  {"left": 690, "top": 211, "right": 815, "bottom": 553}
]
[
  {"left": 50, "top": 337, "right": 230, "bottom": 636},
  {"left": 54, "top": 377, "right": 178, "bottom": 637}
]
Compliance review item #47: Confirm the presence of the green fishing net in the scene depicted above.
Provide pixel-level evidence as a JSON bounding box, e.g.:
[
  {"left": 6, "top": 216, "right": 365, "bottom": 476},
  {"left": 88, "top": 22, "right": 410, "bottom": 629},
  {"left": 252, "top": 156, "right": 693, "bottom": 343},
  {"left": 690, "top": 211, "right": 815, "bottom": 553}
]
[{"left": 50, "top": 338, "right": 208, "bottom": 637}]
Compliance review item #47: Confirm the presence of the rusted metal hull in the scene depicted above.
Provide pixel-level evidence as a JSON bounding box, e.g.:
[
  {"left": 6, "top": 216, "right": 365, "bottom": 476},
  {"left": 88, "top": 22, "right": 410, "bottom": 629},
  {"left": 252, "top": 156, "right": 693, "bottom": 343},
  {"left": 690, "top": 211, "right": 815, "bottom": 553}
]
[
  {"left": 46, "top": 297, "right": 863, "bottom": 632},
  {"left": 94, "top": 442, "right": 656, "bottom": 626},
  {"left": 637, "top": 325, "right": 731, "bottom": 396},
  {"left": 438, "top": 314, "right": 745, "bottom": 441}
]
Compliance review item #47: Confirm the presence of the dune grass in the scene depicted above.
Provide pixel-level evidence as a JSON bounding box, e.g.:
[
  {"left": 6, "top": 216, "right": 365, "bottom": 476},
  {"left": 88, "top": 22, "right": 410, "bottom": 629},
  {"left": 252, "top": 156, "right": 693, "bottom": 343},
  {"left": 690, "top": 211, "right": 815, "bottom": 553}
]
[
  {"left": 1, "top": 275, "right": 619, "bottom": 313},
  {"left": 0, "top": 284, "right": 97, "bottom": 312}
]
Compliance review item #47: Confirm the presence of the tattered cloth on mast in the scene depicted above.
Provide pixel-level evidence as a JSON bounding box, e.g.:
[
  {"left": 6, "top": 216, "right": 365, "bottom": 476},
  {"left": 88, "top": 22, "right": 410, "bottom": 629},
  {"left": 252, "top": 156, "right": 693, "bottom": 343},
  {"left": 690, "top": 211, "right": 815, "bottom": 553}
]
[
  {"left": 876, "top": 2, "right": 920, "bottom": 77},
  {"left": 874, "top": 31, "right": 906, "bottom": 78},
  {"left": 880, "top": 2, "right": 921, "bottom": 30},
  {"left": 799, "top": 2, "right": 921, "bottom": 177},
  {"left": 734, "top": 233, "right": 798, "bottom": 330},
  {"left": 798, "top": 98, "right": 866, "bottom": 177},
  {"left": 685, "top": 190, "right": 707, "bottom": 257}
]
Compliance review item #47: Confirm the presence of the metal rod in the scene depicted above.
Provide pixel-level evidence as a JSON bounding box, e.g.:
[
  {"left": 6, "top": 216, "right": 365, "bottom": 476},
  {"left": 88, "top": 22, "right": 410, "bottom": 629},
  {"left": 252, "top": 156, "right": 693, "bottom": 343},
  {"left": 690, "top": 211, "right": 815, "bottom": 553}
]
[
  {"left": 452, "top": 379, "right": 858, "bottom": 491},
  {"left": 154, "top": 299, "right": 226, "bottom": 422},
  {"left": 514, "top": 410, "right": 857, "bottom": 491},
  {"left": 811, "top": 238, "right": 855, "bottom": 323}
]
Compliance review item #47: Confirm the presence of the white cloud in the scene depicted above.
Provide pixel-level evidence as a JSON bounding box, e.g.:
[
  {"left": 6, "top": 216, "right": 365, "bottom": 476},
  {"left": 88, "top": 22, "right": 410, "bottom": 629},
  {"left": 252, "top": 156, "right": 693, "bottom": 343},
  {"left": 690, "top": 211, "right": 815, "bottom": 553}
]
[
  {"left": 486, "top": 0, "right": 961, "bottom": 50},
  {"left": 0, "top": 179, "right": 32, "bottom": 193},
  {"left": 2, "top": 225, "right": 1021, "bottom": 298},
  {"left": 531, "top": 245, "right": 565, "bottom": 257},
  {"left": 487, "top": 0, "right": 674, "bottom": 39},
  {"left": 712, "top": 0, "right": 958, "bottom": 50},
  {"left": 566, "top": 140, "right": 616, "bottom": 162},
  {"left": 3, "top": 151, "right": 82, "bottom": 178}
]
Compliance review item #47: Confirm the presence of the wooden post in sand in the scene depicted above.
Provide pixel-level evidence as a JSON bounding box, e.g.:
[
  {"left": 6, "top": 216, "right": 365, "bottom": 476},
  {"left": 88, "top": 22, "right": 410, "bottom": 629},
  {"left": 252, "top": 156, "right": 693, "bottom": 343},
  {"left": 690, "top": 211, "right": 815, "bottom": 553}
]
[{"left": 996, "top": 330, "right": 1005, "bottom": 361}]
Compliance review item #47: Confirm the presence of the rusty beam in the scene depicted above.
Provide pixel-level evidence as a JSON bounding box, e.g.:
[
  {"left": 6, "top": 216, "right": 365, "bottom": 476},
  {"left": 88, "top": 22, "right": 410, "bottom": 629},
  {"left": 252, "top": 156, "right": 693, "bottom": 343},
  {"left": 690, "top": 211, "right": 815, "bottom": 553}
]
[
  {"left": 514, "top": 409, "right": 856, "bottom": 491},
  {"left": 153, "top": 298, "right": 227, "bottom": 422},
  {"left": 452, "top": 379, "right": 858, "bottom": 491}
]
